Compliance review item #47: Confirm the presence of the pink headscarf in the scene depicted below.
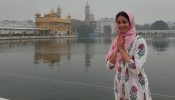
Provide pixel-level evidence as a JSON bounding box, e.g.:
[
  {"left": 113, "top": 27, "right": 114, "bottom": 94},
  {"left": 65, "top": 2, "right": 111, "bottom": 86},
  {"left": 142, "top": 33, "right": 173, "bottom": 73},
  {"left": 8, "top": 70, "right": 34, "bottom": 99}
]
[{"left": 106, "top": 11, "right": 136, "bottom": 68}]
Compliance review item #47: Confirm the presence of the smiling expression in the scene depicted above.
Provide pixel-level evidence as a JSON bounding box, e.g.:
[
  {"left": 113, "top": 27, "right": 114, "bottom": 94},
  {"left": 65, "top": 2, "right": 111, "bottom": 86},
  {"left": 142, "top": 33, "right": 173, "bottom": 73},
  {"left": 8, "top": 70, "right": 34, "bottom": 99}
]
[{"left": 116, "top": 16, "right": 131, "bottom": 34}]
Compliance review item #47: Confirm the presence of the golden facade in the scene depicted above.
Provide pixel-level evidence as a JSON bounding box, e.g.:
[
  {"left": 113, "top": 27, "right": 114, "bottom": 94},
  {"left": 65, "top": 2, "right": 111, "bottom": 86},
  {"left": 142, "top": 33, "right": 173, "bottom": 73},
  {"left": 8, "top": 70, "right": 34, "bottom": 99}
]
[{"left": 35, "top": 9, "right": 72, "bottom": 35}]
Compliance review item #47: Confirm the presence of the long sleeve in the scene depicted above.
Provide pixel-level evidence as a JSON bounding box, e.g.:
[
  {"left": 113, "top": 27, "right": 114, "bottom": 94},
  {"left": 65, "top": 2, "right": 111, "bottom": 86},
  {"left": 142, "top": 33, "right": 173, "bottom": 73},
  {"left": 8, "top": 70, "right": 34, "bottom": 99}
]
[
  {"left": 127, "top": 37, "right": 148, "bottom": 75},
  {"left": 106, "top": 39, "right": 116, "bottom": 70},
  {"left": 106, "top": 60, "right": 115, "bottom": 70}
]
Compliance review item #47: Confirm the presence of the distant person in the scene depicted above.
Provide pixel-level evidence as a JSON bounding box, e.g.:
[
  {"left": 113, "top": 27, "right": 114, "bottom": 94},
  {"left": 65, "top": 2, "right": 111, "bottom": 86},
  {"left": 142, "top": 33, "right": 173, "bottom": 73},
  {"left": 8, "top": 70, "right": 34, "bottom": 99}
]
[{"left": 106, "top": 11, "right": 152, "bottom": 100}]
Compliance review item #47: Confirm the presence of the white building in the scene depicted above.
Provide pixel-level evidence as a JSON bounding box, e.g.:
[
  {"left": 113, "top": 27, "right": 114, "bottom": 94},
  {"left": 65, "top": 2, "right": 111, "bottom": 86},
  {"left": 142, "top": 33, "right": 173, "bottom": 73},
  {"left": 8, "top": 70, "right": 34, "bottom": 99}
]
[
  {"left": 95, "top": 18, "right": 116, "bottom": 35},
  {"left": 0, "top": 20, "right": 35, "bottom": 28},
  {"left": 167, "top": 21, "right": 175, "bottom": 29}
]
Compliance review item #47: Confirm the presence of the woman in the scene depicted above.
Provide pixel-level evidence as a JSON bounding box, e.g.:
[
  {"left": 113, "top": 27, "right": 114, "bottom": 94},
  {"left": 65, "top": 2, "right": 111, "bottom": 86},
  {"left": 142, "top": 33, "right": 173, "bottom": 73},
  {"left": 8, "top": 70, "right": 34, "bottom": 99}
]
[{"left": 106, "top": 11, "right": 152, "bottom": 100}]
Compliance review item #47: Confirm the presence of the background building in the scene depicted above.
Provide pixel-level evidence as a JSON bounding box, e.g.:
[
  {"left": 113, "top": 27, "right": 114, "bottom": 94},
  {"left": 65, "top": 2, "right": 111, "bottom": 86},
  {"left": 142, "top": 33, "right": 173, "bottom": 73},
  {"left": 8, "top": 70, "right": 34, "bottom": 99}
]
[
  {"left": 35, "top": 7, "right": 72, "bottom": 35},
  {"left": 95, "top": 18, "right": 116, "bottom": 35},
  {"left": 0, "top": 20, "right": 35, "bottom": 28},
  {"left": 84, "top": 1, "right": 94, "bottom": 26}
]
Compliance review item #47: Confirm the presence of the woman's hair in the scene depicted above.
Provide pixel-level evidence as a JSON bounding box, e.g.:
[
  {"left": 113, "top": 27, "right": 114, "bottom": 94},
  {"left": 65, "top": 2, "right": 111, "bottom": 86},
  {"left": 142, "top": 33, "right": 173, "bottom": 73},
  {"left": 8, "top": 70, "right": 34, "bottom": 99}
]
[{"left": 115, "top": 11, "right": 130, "bottom": 24}]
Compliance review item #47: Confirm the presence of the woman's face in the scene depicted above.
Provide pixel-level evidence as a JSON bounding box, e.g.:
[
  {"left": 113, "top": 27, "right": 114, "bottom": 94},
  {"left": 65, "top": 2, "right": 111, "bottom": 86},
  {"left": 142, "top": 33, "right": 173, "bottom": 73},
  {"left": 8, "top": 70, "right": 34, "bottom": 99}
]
[{"left": 116, "top": 16, "right": 130, "bottom": 34}]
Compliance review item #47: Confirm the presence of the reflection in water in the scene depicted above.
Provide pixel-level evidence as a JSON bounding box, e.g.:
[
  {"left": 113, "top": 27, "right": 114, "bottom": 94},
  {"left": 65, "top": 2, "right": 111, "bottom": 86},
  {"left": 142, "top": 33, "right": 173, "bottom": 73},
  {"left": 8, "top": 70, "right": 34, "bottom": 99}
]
[
  {"left": 0, "top": 36, "right": 175, "bottom": 99},
  {"left": 151, "top": 37, "right": 169, "bottom": 52},
  {"left": 103, "top": 25, "right": 112, "bottom": 33},
  {"left": 102, "top": 34, "right": 113, "bottom": 44},
  {"left": 171, "top": 38, "right": 175, "bottom": 47},
  {"left": 0, "top": 36, "right": 171, "bottom": 67},
  {"left": 103, "top": 37, "right": 112, "bottom": 44},
  {"left": 77, "top": 37, "right": 95, "bottom": 72},
  {"left": 0, "top": 40, "right": 33, "bottom": 53},
  {"left": 34, "top": 39, "right": 74, "bottom": 66},
  {"left": 0, "top": 36, "right": 172, "bottom": 68},
  {"left": 84, "top": 43, "right": 92, "bottom": 72}
]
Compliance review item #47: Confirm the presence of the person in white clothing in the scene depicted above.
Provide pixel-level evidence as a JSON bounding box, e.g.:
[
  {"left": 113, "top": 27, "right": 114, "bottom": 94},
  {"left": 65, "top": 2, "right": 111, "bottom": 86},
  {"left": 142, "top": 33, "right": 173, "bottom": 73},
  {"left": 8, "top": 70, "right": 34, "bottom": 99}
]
[{"left": 106, "top": 11, "right": 152, "bottom": 100}]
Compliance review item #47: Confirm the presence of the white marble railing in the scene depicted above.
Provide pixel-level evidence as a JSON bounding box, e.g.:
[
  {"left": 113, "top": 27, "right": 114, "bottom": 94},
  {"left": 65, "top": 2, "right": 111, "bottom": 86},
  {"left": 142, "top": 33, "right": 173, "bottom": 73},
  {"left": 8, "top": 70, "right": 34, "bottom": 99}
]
[
  {"left": 136, "top": 30, "right": 175, "bottom": 37},
  {"left": 137, "top": 30, "right": 175, "bottom": 33}
]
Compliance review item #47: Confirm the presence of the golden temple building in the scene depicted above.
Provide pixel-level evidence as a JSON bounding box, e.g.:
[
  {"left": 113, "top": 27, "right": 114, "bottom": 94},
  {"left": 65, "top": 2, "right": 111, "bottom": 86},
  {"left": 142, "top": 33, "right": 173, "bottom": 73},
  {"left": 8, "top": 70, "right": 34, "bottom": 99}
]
[{"left": 35, "top": 7, "right": 72, "bottom": 35}]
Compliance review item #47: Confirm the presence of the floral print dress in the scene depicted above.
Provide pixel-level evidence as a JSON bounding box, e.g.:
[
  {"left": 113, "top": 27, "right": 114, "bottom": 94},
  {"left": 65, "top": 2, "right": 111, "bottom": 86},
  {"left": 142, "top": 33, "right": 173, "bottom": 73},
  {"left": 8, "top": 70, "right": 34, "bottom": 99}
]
[{"left": 107, "top": 35, "right": 152, "bottom": 100}]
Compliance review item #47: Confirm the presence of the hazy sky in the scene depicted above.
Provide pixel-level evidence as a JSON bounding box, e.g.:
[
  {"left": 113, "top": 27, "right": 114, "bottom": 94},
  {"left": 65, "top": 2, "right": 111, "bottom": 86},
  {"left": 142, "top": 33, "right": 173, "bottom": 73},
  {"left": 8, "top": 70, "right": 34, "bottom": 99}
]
[{"left": 0, "top": 0, "right": 175, "bottom": 24}]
